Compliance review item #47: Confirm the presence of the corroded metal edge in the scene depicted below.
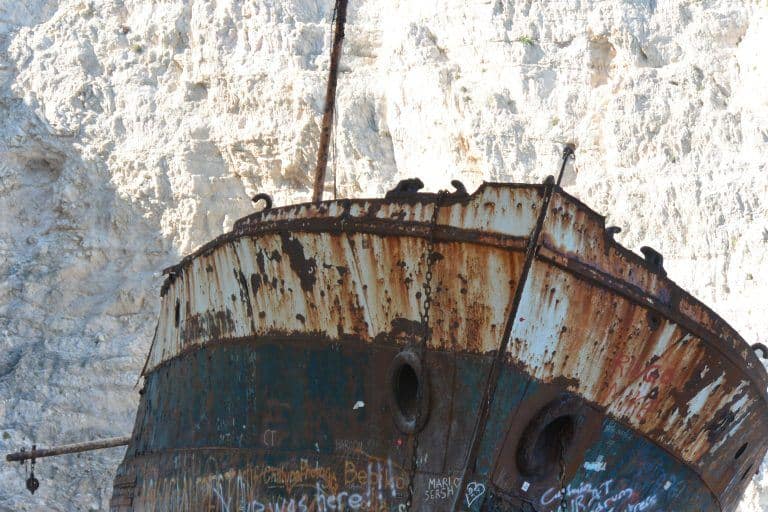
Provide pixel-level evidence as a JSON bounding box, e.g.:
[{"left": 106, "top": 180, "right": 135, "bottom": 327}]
[
  {"left": 549, "top": 186, "right": 766, "bottom": 383},
  {"left": 137, "top": 181, "right": 768, "bottom": 510},
  {"left": 538, "top": 247, "right": 766, "bottom": 404},
  {"left": 160, "top": 183, "right": 532, "bottom": 278},
  {"left": 156, "top": 182, "right": 767, "bottom": 391}
]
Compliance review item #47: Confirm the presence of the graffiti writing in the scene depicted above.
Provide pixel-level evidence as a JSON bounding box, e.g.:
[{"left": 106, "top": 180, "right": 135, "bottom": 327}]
[
  {"left": 464, "top": 481, "right": 486, "bottom": 508},
  {"left": 137, "top": 457, "right": 409, "bottom": 511},
  {"left": 424, "top": 476, "right": 460, "bottom": 501},
  {"left": 541, "top": 479, "right": 657, "bottom": 512}
]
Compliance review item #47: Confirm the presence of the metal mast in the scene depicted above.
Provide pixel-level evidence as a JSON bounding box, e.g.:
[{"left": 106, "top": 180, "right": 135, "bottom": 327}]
[{"left": 312, "top": 0, "right": 349, "bottom": 203}]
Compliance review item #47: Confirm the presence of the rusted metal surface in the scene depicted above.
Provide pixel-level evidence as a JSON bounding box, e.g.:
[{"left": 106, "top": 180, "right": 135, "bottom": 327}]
[
  {"left": 452, "top": 179, "right": 558, "bottom": 511},
  {"left": 312, "top": 0, "right": 349, "bottom": 203},
  {"left": 150, "top": 184, "right": 544, "bottom": 372},
  {"left": 114, "top": 339, "right": 722, "bottom": 511},
  {"left": 149, "top": 232, "right": 524, "bottom": 372},
  {"left": 505, "top": 258, "right": 762, "bottom": 500},
  {"left": 540, "top": 190, "right": 766, "bottom": 382},
  {"left": 114, "top": 182, "right": 767, "bottom": 511},
  {"left": 6, "top": 436, "right": 130, "bottom": 462}
]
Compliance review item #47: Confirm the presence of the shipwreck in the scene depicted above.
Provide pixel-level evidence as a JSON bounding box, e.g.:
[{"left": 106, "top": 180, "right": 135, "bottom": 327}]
[
  {"left": 104, "top": 174, "right": 768, "bottom": 512},
  {"left": 6, "top": 0, "right": 766, "bottom": 510}
]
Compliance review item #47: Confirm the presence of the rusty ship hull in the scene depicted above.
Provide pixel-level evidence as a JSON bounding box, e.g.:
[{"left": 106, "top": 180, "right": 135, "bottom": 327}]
[{"left": 110, "top": 182, "right": 768, "bottom": 511}]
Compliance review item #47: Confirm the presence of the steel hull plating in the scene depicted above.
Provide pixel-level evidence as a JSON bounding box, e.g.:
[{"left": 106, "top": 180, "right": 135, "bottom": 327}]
[
  {"left": 112, "top": 183, "right": 768, "bottom": 511},
  {"left": 114, "top": 341, "right": 719, "bottom": 511}
]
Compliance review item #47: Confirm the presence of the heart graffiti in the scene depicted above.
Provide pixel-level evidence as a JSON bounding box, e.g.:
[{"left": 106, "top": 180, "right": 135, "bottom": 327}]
[{"left": 465, "top": 481, "right": 486, "bottom": 508}]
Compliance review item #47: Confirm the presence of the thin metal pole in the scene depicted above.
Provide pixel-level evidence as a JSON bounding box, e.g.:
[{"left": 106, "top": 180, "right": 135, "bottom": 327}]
[
  {"left": 556, "top": 143, "right": 576, "bottom": 187},
  {"left": 6, "top": 436, "right": 131, "bottom": 463},
  {"left": 450, "top": 178, "right": 558, "bottom": 512},
  {"left": 312, "top": 0, "right": 349, "bottom": 203}
]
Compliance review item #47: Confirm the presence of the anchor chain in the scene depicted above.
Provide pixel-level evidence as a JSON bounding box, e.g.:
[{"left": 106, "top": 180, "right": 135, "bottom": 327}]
[{"left": 404, "top": 190, "right": 447, "bottom": 511}]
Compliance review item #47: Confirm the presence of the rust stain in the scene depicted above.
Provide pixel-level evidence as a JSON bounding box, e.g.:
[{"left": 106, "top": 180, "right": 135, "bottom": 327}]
[
  {"left": 133, "top": 183, "right": 767, "bottom": 511},
  {"left": 279, "top": 232, "right": 318, "bottom": 292}
]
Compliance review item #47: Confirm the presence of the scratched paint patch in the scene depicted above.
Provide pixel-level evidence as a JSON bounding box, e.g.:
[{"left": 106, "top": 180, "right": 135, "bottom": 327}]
[
  {"left": 121, "top": 345, "right": 727, "bottom": 511},
  {"left": 148, "top": 232, "right": 523, "bottom": 372},
  {"left": 534, "top": 419, "right": 719, "bottom": 511},
  {"left": 505, "top": 258, "right": 765, "bottom": 485},
  {"left": 129, "top": 453, "right": 408, "bottom": 511}
]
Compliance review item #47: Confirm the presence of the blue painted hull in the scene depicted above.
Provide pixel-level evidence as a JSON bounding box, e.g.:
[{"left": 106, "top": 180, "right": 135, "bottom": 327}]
[{"left": 114, "top": 339, "right": 718, "bottom": 511}]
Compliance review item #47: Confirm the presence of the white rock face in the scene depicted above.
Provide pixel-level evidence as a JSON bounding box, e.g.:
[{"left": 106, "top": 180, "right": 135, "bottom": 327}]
[{"left": 0, "top": 0, "right": 766, "bottom": 510}]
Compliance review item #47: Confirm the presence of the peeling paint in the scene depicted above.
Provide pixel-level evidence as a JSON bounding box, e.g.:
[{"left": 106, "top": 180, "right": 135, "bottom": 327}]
[{"left": 118, "top": 184, "right": 767, "bottom": 511}]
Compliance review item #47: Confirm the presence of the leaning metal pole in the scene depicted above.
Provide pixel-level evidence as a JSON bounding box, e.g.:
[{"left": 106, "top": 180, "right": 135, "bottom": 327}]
[
  {"left": 556, "top": 143, "right": 576, "bottom": 187},
  {"left": 311, "top": 0, "right": 349, "bottom": 203},
  {"left": 6, "top": 436, "right": 131, "bottom": 463}
]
